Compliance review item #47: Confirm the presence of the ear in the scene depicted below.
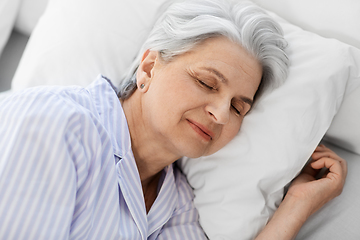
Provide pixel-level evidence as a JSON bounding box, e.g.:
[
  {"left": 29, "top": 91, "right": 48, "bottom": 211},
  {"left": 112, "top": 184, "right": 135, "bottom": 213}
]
[{"left": 136, "top": 49, "right": 158, "bottom": 92}]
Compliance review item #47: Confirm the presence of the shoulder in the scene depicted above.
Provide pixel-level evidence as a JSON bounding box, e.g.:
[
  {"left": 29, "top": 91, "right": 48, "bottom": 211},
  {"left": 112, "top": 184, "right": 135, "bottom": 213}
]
[
  {"left": 1, "top": 85, "right": 98, "bottom": 129},
  {"left": 0, "top": 84, "right": 110, "bottom": 159},
  {"left": 0, "top": 84, "right": 115, "bottom": 184}
]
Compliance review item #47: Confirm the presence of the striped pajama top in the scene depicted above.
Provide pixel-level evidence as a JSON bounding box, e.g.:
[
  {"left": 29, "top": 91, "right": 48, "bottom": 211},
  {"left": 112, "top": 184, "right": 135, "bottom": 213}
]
[{"left": 0, "top": 76, "right": 207, "bottom": 239}]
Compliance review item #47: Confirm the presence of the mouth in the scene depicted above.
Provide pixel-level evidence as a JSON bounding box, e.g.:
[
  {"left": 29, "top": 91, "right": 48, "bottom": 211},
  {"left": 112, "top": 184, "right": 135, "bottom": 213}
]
[{"left": 187, "top": 119, "right": 214, "bottom": 142}]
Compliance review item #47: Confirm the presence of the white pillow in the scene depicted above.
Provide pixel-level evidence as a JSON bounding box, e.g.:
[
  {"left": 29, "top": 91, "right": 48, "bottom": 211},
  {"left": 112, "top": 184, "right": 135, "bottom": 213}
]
[
  {"left": 0, "top": 0, "right": 21, "bottom": 57},
  {"left": 14, "top": 0, "right": 49, "bottom": 36},
  {"left": 251, "top": 0, "right": 360, "bottom": 156},
  {"left": 12, "top": 0, "right": 166, "bottom": 89},
  {"left": 252, "top": 0, "right": 360, "bottom": 49},
  {"left": 11, "top": 0, "right": 360, "bottom": 239},
  {"left": 325, "top": 89, "right": 360, "bottom": 155},
  {"left": 180, "top": 12, "right": 360, "bottom": 238}
]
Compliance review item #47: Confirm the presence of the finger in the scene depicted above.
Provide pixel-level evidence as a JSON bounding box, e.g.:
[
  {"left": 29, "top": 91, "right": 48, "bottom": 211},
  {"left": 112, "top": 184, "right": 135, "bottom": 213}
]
[
  {"left": 312, "top": 151, "right": 347, "bottom": 177},
  {"left": 301, "top": 162, "right": 320, "bottom": 177},
  {"left": 315, "top": 167, "right": 330, "bottom": 180},
  {"left": 314, "top": 144, "right": 339, "bottom": 154},
  {"left": 311, "top": 158, "right": 344, "bottom": 179},
  {"left": 314, "top": 158, "right": 347, "bottom": 197},
  {"left": 312, "top": 151, "right": 342, "bottom": 161},
  {"left": 317, "top": 144, "right": 326, "bottom": 149},
  {"left": 314, "top": 144, "right": 334, "bottom": 154},
  {"left": 315, "top": 144, "right": 328, "bottom": 151},
  {"left": 312, "top": 145, "right": 344, "bottom": 160},
  {"left": 338, "top": 157, "right": 348, "bottom": 176}
]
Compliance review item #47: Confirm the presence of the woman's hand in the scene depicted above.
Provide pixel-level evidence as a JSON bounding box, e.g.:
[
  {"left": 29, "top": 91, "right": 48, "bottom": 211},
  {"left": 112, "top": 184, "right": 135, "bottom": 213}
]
[
  {"left": 256, "top": 144, "right": 347, "bottom": 240},
  {"left": 286, "top": 144, "right": 347, "bottom": 219}
]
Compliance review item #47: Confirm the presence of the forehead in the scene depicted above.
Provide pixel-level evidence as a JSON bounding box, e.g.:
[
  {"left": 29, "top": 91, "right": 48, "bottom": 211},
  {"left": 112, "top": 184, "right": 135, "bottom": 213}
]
[{"left": 179, "top": 37, "right": 263, "bottom": 94}]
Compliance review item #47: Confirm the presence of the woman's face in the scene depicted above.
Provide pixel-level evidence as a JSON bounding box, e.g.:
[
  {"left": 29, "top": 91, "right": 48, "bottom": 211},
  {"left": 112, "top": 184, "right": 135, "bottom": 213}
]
[{"left": 138, "top": 37, "right": 262, "bottom": 158}]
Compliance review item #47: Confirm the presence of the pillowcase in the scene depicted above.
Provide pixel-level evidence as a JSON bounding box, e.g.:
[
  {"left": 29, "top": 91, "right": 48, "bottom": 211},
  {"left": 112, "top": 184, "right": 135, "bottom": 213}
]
[
  {"left": 180, "top": 11, "right": 360, "bottom": 239},
  {"left": 11, "top": 0, "right": 360, "bottom": 239},
  {"left": 0, "top": 0, "right": 21, "bottom": 57},
  {"left": 12, "top": 0, "right": 166, "bottom": 89},
  {"left": 252, "top": 0, "right": 360, "bottom": 49},
  {"left": 325, "top": 88, "right": 360, "bottom": 155},
  {"left": 14, "top": 0, "right": 49, "bottom": 36},
  {"left": 252, "top": 0, "right": 360, "bottom": 157}
]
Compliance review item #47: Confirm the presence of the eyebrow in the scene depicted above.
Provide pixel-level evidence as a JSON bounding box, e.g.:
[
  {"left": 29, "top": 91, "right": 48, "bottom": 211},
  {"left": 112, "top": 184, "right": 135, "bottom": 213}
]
[
  {"left": 240, "top": 96, "right": 254, "bottom": 108},
  {"left": 200, "top": 67, "right": 254, "bottom": 107},
  {"left": 201, "top": 67, "right": 228, "bottom": 84}
]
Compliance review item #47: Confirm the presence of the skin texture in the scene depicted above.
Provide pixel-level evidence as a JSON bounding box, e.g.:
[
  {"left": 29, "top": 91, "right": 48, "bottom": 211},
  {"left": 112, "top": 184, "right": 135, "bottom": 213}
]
[
  {"left": 121, "top": 36, "right": 347, "bottom": 238},
  {"left": 121, "top": 36, "right": 262, "bottom": 211}
]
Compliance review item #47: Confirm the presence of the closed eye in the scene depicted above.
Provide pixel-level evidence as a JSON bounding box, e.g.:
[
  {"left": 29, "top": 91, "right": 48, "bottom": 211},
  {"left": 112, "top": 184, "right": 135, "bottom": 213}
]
[
  {"left": 196, "top": 78, "right": 216, "bottom": 90},
  {"left": 231, "top": 105, "right": 242, "bottom": 116},
  {"left": 231, "top": 100, "right": 248, "bottom": 117}
]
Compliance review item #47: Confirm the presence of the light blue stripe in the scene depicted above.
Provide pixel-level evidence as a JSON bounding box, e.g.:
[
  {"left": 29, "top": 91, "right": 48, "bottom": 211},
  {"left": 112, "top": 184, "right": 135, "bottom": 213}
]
[{"left": 0, "top": 76, "right": 207, "bottom": 239}]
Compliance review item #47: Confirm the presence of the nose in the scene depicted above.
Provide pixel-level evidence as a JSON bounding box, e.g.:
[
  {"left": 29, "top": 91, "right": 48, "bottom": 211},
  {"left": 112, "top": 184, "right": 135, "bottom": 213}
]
[{"left": 205, "top": 98, "right": 230, "bottom": 125}]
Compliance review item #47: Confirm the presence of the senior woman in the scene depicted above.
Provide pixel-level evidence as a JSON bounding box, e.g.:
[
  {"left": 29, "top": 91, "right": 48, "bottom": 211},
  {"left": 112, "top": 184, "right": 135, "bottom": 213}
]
[{"left": 0, "top": 0, "right": 346, "bottom": 239}]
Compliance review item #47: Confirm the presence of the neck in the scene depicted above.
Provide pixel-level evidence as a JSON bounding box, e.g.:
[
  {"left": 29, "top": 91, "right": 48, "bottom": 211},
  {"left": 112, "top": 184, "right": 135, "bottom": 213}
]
[
  {"left": 120, "top": 92, "right": 180, "bottom": 183},
  {"left": 142, "top": 170, "right": 162, "bottom": 213}
]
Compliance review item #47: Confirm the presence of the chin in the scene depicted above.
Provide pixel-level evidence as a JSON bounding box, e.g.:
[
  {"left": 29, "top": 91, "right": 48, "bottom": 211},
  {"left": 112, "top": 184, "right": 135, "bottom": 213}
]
[
  {"left": 179, "top": 144, "right": 210, "bottom": 159},
  {"left": 183, "top": 152, "right": 204, "bottom": 159},
  {"left": 174, "top": 137, "right": 215, "bottom": 158}
]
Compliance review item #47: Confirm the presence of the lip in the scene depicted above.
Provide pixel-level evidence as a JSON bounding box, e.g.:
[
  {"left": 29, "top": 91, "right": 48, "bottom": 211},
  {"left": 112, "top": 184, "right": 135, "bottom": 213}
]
[{"left": 187, "top": 119, "right": 214, "bottom": 142}]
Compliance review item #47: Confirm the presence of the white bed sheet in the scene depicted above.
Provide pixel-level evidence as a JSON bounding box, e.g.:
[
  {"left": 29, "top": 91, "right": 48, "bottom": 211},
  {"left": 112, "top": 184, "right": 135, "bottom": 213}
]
[{"left": 295, "top": 141, "right": 360, "bottom": 240}]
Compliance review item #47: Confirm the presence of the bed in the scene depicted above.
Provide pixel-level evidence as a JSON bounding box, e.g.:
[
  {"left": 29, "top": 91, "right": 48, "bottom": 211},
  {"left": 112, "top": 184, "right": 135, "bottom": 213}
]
[{"left": 0, "top": 0, "right": 359, "bottom": 239}]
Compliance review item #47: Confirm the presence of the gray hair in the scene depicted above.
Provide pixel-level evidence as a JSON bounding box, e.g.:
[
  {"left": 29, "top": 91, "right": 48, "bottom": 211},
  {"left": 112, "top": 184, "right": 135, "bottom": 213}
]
[{"left": 118, "top": 0, "right": 289, "bottom": 100}]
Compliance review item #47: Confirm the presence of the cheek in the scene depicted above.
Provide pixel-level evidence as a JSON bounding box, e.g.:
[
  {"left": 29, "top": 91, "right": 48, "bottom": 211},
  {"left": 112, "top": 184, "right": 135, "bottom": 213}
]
[
  {"left": 145, "top": 76, "right": 188, "bottom": 124},
  {"left": 153, "top": 75, "right": 200, "bottom": 112}
]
